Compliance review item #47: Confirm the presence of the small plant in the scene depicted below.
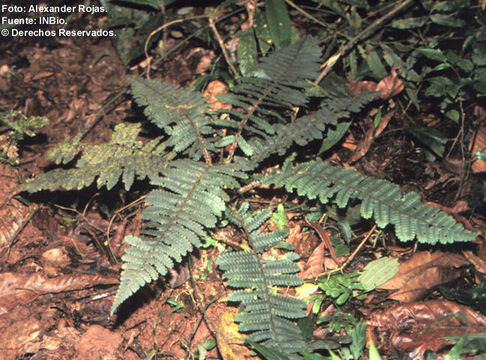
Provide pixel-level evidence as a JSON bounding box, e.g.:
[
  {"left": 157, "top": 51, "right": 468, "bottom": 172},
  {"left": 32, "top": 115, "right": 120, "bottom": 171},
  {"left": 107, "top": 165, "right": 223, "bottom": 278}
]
[{"left": 0, "top": 109, "right": 48, "bottom": 164}]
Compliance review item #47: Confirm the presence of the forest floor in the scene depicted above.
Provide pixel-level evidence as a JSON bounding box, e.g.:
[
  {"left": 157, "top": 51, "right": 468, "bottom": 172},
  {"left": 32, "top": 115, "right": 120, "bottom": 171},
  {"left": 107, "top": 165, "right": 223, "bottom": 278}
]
[{"left": 1, "top": 2, "right": 486, "bottom": 360}]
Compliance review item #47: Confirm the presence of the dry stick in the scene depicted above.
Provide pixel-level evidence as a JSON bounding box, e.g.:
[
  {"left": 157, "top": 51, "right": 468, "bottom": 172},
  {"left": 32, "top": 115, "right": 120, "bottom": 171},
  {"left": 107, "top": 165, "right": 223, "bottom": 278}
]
[
  {"left": 106, "top": 194, "right": 147, "bottom": 256},
  {"left": 144, "top": 15, "right": 208, "bottom": 79},
  {"left": 144, "top": 18, "right": 185, "bottom": 80},
  {"left": 186, "top": 255, "right": 220, "bottom": 355},
  {"left": 285, "top": 0, "right": 327, "bottom": 28},
  {"left": 209, "top": 16, "right": 240, "bottom": 80},
  {"left": 322, "top": 225, "right": 377, "bottom": 277},
  {"left": 314, "top": 0, "right": 414, "bottom": 85}
]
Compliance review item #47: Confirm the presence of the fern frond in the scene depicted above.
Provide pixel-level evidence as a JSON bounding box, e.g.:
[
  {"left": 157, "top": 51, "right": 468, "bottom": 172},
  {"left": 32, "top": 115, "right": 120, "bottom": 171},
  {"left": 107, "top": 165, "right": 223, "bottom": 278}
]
[
  {"left": 262, "top": 159, "right": 477, "bottom": 244},
  {"left": 217, "top": 204, "right": 306, "bottom": 358},
  {"left": 216, "top": 37, "right": 321, "bottom": 162},
  {"left": 131, "top": 78, "right": 215, "bottom": 162},
  {"left": 21, "top": 123, "right": 173, "bottom": 192},
  {"left": 248, "top": 92, "right": 375, "bottom": 165},
  {"left": 111, "top": 160, "right": 247, "bottom": 313}
]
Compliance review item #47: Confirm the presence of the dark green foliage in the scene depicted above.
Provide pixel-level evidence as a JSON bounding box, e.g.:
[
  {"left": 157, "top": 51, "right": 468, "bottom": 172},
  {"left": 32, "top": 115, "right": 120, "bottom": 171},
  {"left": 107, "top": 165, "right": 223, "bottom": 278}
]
[
  {"left": 215, "top": 37, "right": 321, "bottom": 140},
  {"left": 248, "top": 92, "right": 375, "bottom": 165},
  {"left": 21, "top": 123, "right": 173, "bottom": 192},
  {"left": 262, "top": 159, "right": 477, "bottom": 244},
  {"left": 131, "top": 78, "right": 218, "bottom": 160},
  {"left": 217, "top": 203, "right": 306, "bottom": 358},
  {"left": 111, "top": 160, "right": 246, "bottom": 312}
]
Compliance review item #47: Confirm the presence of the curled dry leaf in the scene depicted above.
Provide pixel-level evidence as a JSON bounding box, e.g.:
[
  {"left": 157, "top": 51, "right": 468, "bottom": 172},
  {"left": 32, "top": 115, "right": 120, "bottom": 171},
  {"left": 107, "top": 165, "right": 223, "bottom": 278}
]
[
  {"left": 349, "top": 110, "right": 394, "bottom": 163},
  {"left": 378, "top": 251, "right": 467, "bottom": 303},
  {"left": 301, "top": 241, "right": 340, "bottom": 279},
  {"left": 368, "top": 300, "right": 486, "bottom": 358},
  {"left": 348, "top": 69, "right": 404, "bottom": 100},
  {"left": 203, "top": 80, "right": 232, "bottom": 111}
]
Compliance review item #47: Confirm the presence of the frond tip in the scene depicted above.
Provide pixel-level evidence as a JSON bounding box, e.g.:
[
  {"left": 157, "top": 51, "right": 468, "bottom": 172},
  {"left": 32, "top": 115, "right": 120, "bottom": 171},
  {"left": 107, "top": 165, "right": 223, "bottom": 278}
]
[
  {"left": 262, "top": 159, "right": 477, "bottom": 245},
  {"left": 111, "top": 160, "right": 247, "bottom": 314}
]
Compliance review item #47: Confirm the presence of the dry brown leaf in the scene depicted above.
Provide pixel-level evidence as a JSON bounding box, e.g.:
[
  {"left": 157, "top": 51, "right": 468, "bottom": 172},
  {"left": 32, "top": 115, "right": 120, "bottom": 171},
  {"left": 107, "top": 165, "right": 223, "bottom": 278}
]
[
  {"left": 348, "top": 70, "right": 404, "bottom": 100},
  {"left": 0, "top": 272, "right": 118, "bottom": 315},
  {"left": 378, "top": 251, "right": 467, "bottom": 302},
  {"left": 0, "top": 163, "right": 37, "bottom": 250},
  {"left": 463, "top": 250, "right": 486, "bottom": 276},
  {"left": 300, "top": 237, "right": 340, "bottom": 279},
  {"left": 203, "top": 80, "right": 232, "bottom": 111},
  {"left": 368, "top": 300, "right": 486, "bottom": 358},
  {"left": 349, "top": 110, "right": 394, "bottom": 163},
  {"left": 41, "top": 248, "right": 71, "bottom": 276}
]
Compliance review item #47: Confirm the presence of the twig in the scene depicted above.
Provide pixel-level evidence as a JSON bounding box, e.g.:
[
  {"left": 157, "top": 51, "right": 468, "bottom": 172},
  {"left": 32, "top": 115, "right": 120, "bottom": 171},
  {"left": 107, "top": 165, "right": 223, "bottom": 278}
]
[
  {"left": 186, "top": 256, "right": 220, "bottom": 355},
  {"left": 314, "top": 0, "right": 414, "bottom": 84},
  {"left": 209, "top": 16, "right": 240, "bottom": 79},
  {"left": 285, "top": 0, "right": 327, "bottom": 28},
  {"left": 322, "top": 225, "right": 377, "bottom": 276},
  {"left": 144, "top": 15, "right": 208, "bottom": 79},
  {"left": 144, "top": 18, "right": 185, "bottom": 79}
]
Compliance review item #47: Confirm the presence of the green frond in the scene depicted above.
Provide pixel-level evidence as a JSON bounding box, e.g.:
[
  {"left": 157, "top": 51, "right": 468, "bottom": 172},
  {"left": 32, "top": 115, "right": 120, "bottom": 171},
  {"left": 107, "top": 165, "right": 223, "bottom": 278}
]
[
  {"left": 131, "top": 77, "right": 216, "bottom": 160},
  {"left": 111, "top": 160, "right": 247, "bottom": 314},
  {"left": 262, "top": 159, "right": 477, "bottom": 244},
  {"left": 248, "top": 92, "right": 375, "bottom": 165},
  {"left": 217, "top": 204, "right": 306, "bottom": 358},
  {"left": 21, "top": 123, "right": 173, "bottom": 192},
  {"left": 215, "top": 37, "right": 321, "bottom": 137}
]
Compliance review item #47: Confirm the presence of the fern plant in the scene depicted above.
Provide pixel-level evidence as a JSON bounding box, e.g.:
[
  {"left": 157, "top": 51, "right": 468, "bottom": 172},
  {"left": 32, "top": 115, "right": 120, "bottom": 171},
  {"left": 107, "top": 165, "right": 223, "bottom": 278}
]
[{"left": 20, "top": 36, "right": 476, "bottom": 357}]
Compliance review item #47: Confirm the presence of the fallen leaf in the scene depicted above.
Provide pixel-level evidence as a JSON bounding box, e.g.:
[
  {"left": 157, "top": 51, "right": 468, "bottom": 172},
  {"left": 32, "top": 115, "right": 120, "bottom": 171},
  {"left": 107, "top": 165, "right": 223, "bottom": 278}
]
[
  {"left": 378, "top": 251, "right": 467, "bottom": 302},
  {"left": 349, "top": 110, "right": 395, "bottom": 163},
  {"left": 203, "top": 80, "right": 232, "bottom": 111},
  {"left": 0, "top": 163, "right": 37, "bottom": 250},
  {"left": 348, "top": 70, "right": 404, "bottom": 100},
  {"left": 214, "top": 308, "right": 251, "bottom": 360},
  {"left": 0, "top": 272, "right": 118, "bottom": 315},
  {"left": 368, "top": 300, "right": 486, "bottom": 358}
]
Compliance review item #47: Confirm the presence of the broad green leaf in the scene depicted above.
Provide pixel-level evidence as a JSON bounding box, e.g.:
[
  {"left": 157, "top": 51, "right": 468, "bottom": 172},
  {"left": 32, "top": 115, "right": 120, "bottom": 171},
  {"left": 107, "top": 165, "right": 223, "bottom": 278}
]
[
  {"left": 430, "top": 14, "right": 465, "bottom": 28},
  {"left": 473, "top": 43, "right": 486, "bottom": 66},
  {"left": 264, "top": 0, "right": 292, "bottom": 49},
  {"left": 365, "top": 50, "right": 387, "bottom": 80},
  {"left": 359, "top": 257, "right": 399, "bottom": 291},
  {"left": 254, "top": 11, "right": 272, "bottom": 56},
  {"left": 415, "top": 48, "right": 447, "bottom": 62},
  {"left": 238, "top": 28, "right": 258, "bottom": 76},
  {"left": 406, "top": 127, "right": 447, "bottom": 158},
  {"left": 318, "top": 121, "right": 351, "bottom": 154},
  {"left": 391, "top": 16, "right": 426, "bottom": 29},
  {"left": 445, "top": 109, "right": 460, "bottom": 123}
]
